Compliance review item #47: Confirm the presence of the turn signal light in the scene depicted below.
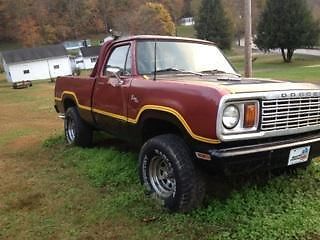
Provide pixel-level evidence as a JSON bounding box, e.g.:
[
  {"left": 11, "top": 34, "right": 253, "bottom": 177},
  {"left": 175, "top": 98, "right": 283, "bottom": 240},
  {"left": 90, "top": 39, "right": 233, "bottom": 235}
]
[{"left": 244, "top": 103, "right": 257, "bottom": 128}]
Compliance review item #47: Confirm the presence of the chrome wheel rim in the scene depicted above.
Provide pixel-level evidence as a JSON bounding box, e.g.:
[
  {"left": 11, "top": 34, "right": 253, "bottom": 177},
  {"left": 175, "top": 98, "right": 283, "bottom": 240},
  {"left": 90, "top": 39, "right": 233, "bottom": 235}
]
[
  {"left": 149, "top": 154, "right": 176, "bottom": 198},
  {"left": 66, "top": 117, "right": 76, "bottom": 143}
]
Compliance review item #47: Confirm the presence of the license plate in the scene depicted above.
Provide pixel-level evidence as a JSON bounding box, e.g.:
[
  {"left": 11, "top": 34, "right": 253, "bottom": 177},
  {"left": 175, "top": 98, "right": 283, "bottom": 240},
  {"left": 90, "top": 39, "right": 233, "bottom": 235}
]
[{"left": 288, "top": 146, "right": 311, "bottom": 166}]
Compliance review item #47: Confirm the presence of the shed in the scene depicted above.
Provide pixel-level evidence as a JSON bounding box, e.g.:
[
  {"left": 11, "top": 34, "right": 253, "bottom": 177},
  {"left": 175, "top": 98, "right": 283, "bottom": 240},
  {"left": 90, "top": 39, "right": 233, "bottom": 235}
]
[
  {"left": 75, "top": 46, "right": 101, "bottom": 70},
  {"left": 1, "top": 44, "right": 72, "bottom": 83}
]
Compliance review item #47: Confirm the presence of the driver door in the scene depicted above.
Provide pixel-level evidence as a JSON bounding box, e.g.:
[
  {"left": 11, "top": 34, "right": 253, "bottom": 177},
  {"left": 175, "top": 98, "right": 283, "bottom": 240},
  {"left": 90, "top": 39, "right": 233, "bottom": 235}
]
[{"left": 92, "top": 44, "right": 132, "bottom": 137}]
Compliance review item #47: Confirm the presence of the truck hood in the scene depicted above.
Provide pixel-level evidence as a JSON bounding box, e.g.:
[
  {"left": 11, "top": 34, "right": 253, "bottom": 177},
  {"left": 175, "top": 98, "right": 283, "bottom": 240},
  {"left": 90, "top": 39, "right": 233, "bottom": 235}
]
[{"left": 159, "top": 75, "right": 320, "bottom": 94}]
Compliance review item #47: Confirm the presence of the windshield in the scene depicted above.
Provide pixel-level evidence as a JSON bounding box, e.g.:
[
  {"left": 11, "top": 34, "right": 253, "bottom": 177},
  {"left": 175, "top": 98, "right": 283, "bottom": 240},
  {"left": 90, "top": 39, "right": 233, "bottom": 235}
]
[{"left": 136, "top": 40, "right": 238, "bottom": 76}]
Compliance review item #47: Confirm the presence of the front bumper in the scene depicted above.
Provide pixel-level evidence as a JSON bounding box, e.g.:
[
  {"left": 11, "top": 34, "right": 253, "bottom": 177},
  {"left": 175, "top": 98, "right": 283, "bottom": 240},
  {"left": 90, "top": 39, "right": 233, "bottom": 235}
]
[{"left": 206, "top": 133, "right": 320, "bottom": 174}]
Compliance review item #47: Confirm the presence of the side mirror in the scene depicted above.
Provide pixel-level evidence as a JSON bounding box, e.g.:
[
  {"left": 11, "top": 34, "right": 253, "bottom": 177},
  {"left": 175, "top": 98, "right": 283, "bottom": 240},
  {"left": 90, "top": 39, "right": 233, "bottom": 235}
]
[
  {"left": 106, "top": 67, "right": 121, "bottom": 77},
  {"left": 106, "top": 67, "right": 124, "bottom": 86}
]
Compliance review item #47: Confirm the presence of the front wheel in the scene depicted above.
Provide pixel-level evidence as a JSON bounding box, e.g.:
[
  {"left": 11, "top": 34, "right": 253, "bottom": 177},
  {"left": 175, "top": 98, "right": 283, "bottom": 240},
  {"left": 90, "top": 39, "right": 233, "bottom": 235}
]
[
  {"left": 139, "top": 134, "right": 205, "bottom": 212},
  {"left": 64, "top": 107, "right": 92, "bottom": 147}
]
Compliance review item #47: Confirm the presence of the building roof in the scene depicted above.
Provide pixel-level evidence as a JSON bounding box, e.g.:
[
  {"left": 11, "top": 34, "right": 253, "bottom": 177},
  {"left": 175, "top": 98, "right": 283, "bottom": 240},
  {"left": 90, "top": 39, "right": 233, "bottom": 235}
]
[
  {"left": 1, "top": 44, "right": 68, "bottom": 64},
  {"left": 63, "top": 40, "right": 91, "bottom": 50},
  {"left": 80, "top": 46, "right": 101, "bottom": 57}
]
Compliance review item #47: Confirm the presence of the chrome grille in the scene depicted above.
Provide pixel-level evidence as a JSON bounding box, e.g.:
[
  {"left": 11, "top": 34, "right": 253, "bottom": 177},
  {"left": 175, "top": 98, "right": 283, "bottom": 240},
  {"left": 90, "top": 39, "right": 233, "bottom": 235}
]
[{"left": 261, "top": 97, "right": 320, "bottom": 131}]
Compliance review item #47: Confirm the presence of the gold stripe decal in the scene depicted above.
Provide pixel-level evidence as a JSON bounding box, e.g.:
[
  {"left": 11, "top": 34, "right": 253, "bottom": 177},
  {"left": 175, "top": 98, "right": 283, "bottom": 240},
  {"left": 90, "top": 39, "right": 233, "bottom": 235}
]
[
  {"left": 55, "top": 91, "right": 220, "bottom": 144},
  {"left": 55, "top": 91, "right": 91, "bottom": 111},
  {"left": 92, "top": 108, "right": 127, "bottom": 121},
  {"left": 127, "top": 105, "right": 220, "bottom": 144}
]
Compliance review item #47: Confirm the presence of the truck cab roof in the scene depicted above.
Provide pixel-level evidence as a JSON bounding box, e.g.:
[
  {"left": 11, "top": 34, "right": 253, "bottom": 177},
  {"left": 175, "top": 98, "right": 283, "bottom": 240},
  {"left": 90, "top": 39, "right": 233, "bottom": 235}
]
[{"left": 112, "top": 35, "right": 215, "bottom": 45}]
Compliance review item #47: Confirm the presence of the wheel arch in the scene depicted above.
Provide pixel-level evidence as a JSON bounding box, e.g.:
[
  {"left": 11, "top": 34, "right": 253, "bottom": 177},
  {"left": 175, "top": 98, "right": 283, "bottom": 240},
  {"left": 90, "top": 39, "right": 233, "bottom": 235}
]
[
  {"left": 63, "top": 96, "right": 77, "bottom": 112},
  {"left": 138, "top": 109, "right": 192, "bottom": 143}
]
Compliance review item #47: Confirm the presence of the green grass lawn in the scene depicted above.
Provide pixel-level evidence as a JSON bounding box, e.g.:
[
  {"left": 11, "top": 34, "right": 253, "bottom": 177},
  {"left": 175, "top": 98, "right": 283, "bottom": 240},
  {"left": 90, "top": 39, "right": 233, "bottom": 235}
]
[
  {"left": 229, "top": 52, "right": 320, "bottom": 83},
  {"left": 177, "top": 25, "right": 196, "bottom": 38},
  {"left": 43, "top": 135, "right": 320, "bottom": 240}
]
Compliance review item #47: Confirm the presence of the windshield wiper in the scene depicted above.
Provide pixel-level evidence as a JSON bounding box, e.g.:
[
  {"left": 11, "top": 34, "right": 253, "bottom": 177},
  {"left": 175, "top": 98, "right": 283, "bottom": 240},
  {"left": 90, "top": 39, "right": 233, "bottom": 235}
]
[
  {"left": 201, "top": 69, "right": 241, "bottom": 77},
  {"left": 153, "top": 68, "right": 204, "bottom": 76}
]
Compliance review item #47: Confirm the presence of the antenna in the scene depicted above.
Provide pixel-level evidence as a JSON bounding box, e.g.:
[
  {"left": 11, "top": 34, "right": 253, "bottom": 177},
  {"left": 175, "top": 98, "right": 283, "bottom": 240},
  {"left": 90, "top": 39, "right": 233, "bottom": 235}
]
[{"left": 153, "top": 41, "right": 157, "bottom": 81}]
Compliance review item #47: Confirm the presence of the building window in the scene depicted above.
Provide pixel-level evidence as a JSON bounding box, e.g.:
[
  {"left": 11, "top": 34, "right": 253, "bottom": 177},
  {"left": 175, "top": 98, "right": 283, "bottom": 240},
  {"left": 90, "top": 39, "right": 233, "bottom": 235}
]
[
  {"left": 76, "top": 60, "right": 84, "bottom": 64},
  {"left": 54, "top": 65, "right": 60, "bottom": 69},
  {"left": 90, "top": 57, "right": 98, "bottom": 63},
  {"left": 23, "top": 69, "right": 30, "bottom": 74}
]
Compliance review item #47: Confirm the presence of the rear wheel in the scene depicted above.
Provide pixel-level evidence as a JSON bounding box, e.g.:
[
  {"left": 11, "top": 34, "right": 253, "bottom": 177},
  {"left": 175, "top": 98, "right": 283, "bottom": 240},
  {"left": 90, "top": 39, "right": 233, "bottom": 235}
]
[
  {"left": 64, "top": 107, "right": 92, "bottom": 147},
  {"left": 139, "top": 134, "right": 205, "bottom": 212}
]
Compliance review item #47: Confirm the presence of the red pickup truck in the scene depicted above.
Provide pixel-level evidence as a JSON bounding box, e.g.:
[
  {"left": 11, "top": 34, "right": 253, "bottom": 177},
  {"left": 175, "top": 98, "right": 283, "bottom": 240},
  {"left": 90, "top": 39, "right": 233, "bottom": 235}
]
[{"left": 55, "top": 35, "right": 320, "bottom": 212}]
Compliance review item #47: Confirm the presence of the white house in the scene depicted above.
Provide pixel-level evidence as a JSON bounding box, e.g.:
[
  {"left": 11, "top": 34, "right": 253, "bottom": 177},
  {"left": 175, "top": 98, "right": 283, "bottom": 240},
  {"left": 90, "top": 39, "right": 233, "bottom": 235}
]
[
  {"left": 180, "top": 17, "right": 195, "bottom": 26},
  {"left": 1, "top": 44, "right": 72, "bottom": 83},
  {"left": 75, "top": 46, "right": 100, "bottom": 70}
]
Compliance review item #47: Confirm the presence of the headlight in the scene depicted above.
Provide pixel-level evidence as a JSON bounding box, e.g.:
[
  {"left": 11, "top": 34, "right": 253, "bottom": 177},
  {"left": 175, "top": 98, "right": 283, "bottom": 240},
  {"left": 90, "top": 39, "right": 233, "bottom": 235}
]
[{"left": 222, "top": 105, "right": 240, "bottom": 129}]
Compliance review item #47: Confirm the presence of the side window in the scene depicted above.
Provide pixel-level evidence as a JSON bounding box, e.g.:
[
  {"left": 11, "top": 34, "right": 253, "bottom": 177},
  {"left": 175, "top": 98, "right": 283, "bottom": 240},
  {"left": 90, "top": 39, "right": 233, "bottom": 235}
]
[
  {"left": 125, "top": 48, "right": 132, "bottom": 74},
  {"left": 104, "top": 45, "right": 131, "bottom": 76},
  {"left": 137, "top": 41, "right": 155, "bottom": 75}
]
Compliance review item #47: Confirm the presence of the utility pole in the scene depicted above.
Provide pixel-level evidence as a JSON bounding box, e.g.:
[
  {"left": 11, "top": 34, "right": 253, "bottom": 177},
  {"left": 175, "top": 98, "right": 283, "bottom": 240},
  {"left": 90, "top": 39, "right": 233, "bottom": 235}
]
[{"left": 244, "top": 0, "right": 252, "bottom": 78}]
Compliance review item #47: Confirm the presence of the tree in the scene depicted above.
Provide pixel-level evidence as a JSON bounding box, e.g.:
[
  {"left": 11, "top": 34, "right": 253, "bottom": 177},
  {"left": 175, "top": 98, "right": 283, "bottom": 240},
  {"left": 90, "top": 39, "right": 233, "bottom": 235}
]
[
  {"left": 157, "top": 0, "right": 184, "bottom": 27},
  {"left": 190, "top": 0, "right": 201, "bottom": 16},
  {"left": 0, "top": 0, "right": 8, "bottom": 41},
  {"left": 17, "top": 17, "right": 43, "bottom": 47},
  {"left": 129, "top": 2, "right": 176, "bottom": 36},
  {"left": 255, "top": 0, "right": 320, "bottom": 63},
  {"left": 192, "top": 0, "right": 239, "bottom": 44},
  {"left": 195, "top": 0, "right": 233, "bottom": 49},
  {"left": 192, "top": 0, "right": 266, "bottom": 45},
  {"left": 182, "top": 0, "right": 192, "bottom": 17},
  {"left": 84, "top": 0, "right": 105, "bottom": 34},
  {"left": 41, "top": 25, "right": 58, "bottom": 44}
]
